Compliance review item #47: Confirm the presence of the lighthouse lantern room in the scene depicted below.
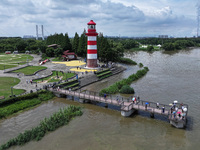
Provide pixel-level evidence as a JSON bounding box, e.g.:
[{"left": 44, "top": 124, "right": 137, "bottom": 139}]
[{"left": 85, "top": 20, "right": 98, "bottom": 68}]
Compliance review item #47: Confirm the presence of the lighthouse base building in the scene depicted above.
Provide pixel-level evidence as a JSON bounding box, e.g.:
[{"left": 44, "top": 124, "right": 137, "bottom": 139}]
[{"left": 85, "top": 20, "right": 98, "bottom": 68}]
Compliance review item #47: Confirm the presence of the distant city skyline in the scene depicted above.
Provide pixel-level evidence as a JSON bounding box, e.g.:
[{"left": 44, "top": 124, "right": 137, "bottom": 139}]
[{"left": 0, "top": 0, "right": 198, "bottom": 38}]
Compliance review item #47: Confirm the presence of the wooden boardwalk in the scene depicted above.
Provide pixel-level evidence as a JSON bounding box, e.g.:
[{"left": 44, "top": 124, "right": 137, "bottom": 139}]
[{"left": 48, "top": 88, "right": 188, "bottom": 128}]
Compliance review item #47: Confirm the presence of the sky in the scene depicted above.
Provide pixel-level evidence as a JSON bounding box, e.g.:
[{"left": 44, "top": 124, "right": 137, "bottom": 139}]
[{"left": 0, "top": 0, "right": 198, "bottom": 37}]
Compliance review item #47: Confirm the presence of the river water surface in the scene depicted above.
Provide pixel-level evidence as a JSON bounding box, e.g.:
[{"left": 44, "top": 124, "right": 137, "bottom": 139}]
[{"left": 0, "top": 48, "right": 200, "bottom": 150}]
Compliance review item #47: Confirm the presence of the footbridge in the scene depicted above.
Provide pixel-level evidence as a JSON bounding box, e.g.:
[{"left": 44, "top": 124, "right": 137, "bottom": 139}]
[{"left": 48, "top": 88, "right": 188, "bottom": 129}]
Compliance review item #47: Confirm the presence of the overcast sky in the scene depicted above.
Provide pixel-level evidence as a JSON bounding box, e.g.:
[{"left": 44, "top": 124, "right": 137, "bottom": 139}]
[{"left": 0, "top": 0, "right": 198, "bottom": 37}]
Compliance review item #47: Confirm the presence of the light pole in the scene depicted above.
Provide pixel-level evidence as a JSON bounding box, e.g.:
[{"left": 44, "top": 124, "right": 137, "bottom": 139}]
[
  {"left": 11, "top": 87, "right": 13, "bottom": 97},
  {"left": 27, "top": 56, "right": 29, "bottom": 65}
]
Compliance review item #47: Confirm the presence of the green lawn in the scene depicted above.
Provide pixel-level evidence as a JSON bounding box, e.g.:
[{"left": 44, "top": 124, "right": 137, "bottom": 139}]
[
  {"left": 12, "top": 66, "right": 47, "bottom": 75},
  {"left": 34, "top": 71, "right": 75, "bottom": 83},
  {"left": 0, "top": 64, "right": 18, "bottom": 70},
  {"left": 0, "top": 54, "right": 33, "bottom": 70},
  {"left": 0, "top": 77, "right": 25, "bottom": 98}
]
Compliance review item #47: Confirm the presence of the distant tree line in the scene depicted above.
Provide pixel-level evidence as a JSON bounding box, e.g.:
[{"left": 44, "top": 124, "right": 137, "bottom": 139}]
[
  {"left": 107, "top": 37, "right": 200, "bottom": 51},
  {"left": 0, "top": 38, "right": 46, "bottom": 54},
  {"left": 0, "top": 31, "right": 124, "bottom": 62},
  {"left": 1, "top": 35, "right": 199, "bottom": 60}
]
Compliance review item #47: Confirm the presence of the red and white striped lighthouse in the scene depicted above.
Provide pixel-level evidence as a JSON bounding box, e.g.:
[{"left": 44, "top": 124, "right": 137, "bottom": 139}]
[{"left": 85, "top": 20, "right": 98, "bottom": 68}]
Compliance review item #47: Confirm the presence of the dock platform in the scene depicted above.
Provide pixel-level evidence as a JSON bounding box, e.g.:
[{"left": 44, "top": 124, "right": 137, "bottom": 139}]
[{"left": 48, "top": 88, "right": 188, "bottom": 129}]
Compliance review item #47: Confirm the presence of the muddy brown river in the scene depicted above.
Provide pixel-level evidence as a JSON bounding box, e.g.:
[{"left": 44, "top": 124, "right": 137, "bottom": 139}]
[{"left": 0, "top": 48, "right": 200, "bottom": 150}]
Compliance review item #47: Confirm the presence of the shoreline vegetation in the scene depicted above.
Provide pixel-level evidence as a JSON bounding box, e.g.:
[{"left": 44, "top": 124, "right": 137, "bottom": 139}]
[
  {"left": 100, "top": 67, "right": 149, "bottom": 95},
  {"left": 0, "top": 90, "right": 55, "bottom": 119},
  {"left": 118, "top": 57, "right": 137, "bottom": 65},
  {"left": 0, "top": 105, "right": 83, "bottom": 150}
]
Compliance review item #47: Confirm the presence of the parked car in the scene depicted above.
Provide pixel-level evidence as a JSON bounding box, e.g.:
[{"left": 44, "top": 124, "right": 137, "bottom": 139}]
[
  {"left": 25, "top": 50, "right": 30, "bottom": 54},
  {"left": 5, "top": 51, "right": 11, "bottom": 54},
  {"left": 13, "top": 51, "right": 18, "bottom": 54}
]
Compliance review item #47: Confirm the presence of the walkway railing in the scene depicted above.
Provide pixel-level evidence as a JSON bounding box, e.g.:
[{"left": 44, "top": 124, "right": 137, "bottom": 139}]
[{"left": 48, "top": 87, "right": 188, "bottom": 120}]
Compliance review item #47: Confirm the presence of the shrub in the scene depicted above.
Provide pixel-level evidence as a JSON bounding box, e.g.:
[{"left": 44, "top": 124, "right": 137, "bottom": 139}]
[
  {"left": 100, "top": 67, "right": 149, "bottom": 95},
  {"left": 139, "top": 63, "right": 143, "bottom": 68},
  {"left": 118, "top": 57, "right": 137, "bottom": 65},
  {"left": 120, "top": 85, "right": 135, "bottom": 94}
]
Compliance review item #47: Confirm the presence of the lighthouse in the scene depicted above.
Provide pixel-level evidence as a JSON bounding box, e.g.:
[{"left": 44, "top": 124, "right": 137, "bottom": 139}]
[{"left": 85, "top": 20, "right": 98, "bottom": 68}]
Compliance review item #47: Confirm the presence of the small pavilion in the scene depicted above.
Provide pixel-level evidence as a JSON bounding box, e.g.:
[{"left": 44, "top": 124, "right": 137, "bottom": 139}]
[{"left": 62, "top": 50, "right": 77, "bottom": 61}]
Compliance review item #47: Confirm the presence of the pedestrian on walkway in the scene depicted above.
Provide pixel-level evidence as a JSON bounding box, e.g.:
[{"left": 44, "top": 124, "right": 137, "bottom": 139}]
[
  {"left": 116, "top": 96, "right": 119, "bottom": 102},
  {"left": 104, "top": 93, "right": 107, "bottom": 99},
  {"left": 162, "top": 106, "right": 165, "bottom": 113},
  {"left": 156, "top": 103, "right": 159, "bottom": 108}
]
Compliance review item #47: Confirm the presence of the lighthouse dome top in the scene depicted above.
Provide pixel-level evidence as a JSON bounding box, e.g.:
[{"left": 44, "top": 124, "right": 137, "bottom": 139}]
[{"left": 87, "top": 20, "right": 96, "bottom": 25}]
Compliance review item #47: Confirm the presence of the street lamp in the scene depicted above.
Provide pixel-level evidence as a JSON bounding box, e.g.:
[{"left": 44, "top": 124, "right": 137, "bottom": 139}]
[
  {"left": 11, "top": 87, "right": 13, "bottom": 97},
  {"left": 27, "top": 56, "right": 29, "bottom": 65}
]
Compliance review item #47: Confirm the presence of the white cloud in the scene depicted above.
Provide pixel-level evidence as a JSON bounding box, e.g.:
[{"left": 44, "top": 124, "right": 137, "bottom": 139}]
[{"left": 0, "top": 0, "right": 197, "bottom": 37}]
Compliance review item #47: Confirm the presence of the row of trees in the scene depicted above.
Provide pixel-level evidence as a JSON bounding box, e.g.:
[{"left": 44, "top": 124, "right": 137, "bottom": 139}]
[
  {"left": 1, "top": 35, "right": 200, "bottom": 59},
  {"left": 0, "top": 38, "right": 46, "bottom": 53},
  {"left": 162, "top": 40, "right": 196, "bottom": 51}
]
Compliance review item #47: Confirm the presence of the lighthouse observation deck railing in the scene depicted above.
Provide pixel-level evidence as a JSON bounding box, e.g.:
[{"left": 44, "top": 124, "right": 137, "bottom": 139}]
[{"left": 48, "top": 87, "right": 188, "bottom": 120}]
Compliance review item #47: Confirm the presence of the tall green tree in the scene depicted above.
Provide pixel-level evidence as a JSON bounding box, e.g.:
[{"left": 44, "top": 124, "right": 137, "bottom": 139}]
[
  {"left": 72, "top": 32, "right": 79, "bottom": 53},
  {"left": 46, "top": 47, "right": 55, "bottom": 57},
  {"left": 77, "top": 30, "right": 87, "bottom": 57},
  {"left": 63, "top": 33, "right": 72, "bottom": 50}
]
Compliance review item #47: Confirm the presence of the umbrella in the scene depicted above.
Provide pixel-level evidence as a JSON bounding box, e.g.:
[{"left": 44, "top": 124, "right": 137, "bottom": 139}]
[
  {"left": 169, "top": 103, "right": 173, "bottom": 106},
  {"left": 177, "top": 111, "right": 181, "bottom": 114},
  {"left": 183, "top": 107, "right": 187, "bottom": 112},
  {"left": 174, "top": 100, "right": 178, "bottom": 103},
  {"left": 145, "top": 102, "right": 149, "bottom": 105}
]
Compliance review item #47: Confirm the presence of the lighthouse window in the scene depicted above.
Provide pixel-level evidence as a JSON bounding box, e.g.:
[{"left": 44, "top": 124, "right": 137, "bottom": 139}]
[{"left": 88, "top": 25, "right": 95, "bottom": 29}]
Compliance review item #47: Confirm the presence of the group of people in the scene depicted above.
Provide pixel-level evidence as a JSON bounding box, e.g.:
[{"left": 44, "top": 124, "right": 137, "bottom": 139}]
[
  {"left": 132, "top": 96, "right": 140, "bottom": 104},
  {"left": 26, "top": 79, "right": 33, "bottom": 84},
  {"left": 170, "top": 103, "right": 187, "bottom": 120}
]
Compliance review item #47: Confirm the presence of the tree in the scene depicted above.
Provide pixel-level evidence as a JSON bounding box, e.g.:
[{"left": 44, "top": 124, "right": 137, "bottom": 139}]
[
  {"left": 16, "top": 40, "right": 27, "bottom": 52},
  {"left": 63, "top": 33, "right": 72, "bottom": 50},
  {"left": 77, "top": 30, "right": 87, "bottom": 57},
  {"left": 162, "top": 43, "right": 175, "bottom": 51},
  {"left": 72, "top": 32, "right": 79, "bottom": 53},
  {"left": 97, "top": 34, "right": 124, "bottom": 62},
  {"left": 147, "top": 45, "right": 154, "bottom": 51},
  {"left": 54, "top": 47, "right": 63, "bottom": 57},
  {"left": 46, "top": 47, "right": 55, "bottom": 57}
]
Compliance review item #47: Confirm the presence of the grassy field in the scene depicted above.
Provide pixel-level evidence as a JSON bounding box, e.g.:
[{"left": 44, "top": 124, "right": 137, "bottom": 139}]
[
  {"left": 34, "top": 71, "right": 75, "bottom": 83},
  {"left": 0, "top": 54, "right": 33, "bottom": 70},
  {"left": 0, "top": 77, "right": 25, "bottom": 98},
  {"left": 12, "top": 66, "right": 47, "bottom": 75}
]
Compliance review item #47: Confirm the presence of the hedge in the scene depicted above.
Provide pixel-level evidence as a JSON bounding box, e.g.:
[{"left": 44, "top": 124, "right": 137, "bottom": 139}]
[
  {"left": 118, "top": 57, "right": 137, "bottom": 65},
  {"left": 57, "top": 79, "right": 78, "bottom": 88},
  {"left": 0, "top": 90, "right": 51, "bottom": 107},
  {"left": 96, "top": 68, "right": 110, "bottom": 75},
  {"left": 99, "top": 67, "right": 149, "bottom": 95}
]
